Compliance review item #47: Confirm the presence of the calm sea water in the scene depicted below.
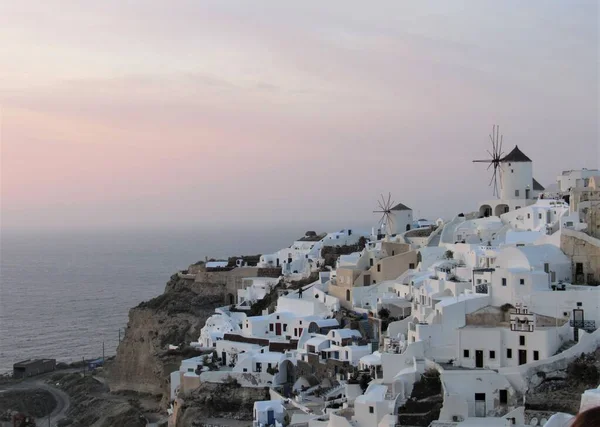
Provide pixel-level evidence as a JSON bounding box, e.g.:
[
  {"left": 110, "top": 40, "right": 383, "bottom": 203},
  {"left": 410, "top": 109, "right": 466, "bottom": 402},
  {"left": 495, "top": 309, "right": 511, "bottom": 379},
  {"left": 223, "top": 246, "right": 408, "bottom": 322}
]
[{"left": 0, "top": 226, "right": 303, "bottom": 373}]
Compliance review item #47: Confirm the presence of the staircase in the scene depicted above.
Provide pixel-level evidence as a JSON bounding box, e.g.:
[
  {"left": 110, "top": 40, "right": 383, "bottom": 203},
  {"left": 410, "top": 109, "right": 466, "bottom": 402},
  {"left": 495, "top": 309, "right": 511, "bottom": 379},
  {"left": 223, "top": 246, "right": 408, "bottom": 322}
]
[{"left": 323, "top": 381, "right": 346, "bottom": 399}]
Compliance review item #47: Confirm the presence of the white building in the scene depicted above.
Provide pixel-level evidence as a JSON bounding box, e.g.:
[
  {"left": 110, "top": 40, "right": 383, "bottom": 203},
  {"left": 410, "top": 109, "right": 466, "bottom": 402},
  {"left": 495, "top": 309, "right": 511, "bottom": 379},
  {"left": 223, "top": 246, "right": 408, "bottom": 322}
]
[
  {"left": 478, "top": 146, "right": 545, "bottom": 217},
  {"left": 557, "top": 168, "right": 600, "bottom": 192},
  {"left": 253, "top": 399, "right": 286, "bottom": 427},
  {"left": 197, "top": 313, "right": 242, "bottom": 348},
  {"left": 389, "top": 203, "right": 413, "bottom": 235},
  {"left": 237, "top": 277, "right": 279, "bottom": 307}
]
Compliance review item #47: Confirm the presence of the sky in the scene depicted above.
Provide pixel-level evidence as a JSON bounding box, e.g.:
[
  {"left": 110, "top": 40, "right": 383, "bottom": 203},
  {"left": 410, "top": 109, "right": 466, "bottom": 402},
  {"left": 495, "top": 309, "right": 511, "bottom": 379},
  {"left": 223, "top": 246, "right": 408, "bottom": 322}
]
[{"left": 1, "top": 0, "right": 598, "bottom": 232}]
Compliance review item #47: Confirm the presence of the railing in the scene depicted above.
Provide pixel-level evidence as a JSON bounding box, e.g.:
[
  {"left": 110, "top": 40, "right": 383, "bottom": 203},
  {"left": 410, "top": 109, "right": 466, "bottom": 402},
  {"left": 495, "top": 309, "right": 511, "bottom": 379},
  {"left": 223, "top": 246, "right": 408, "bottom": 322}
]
[
  {"left": 570, "top": 320, "right": 596, "bottom": 331},
  {"left": 510, "top": 323, "right": 534, "bottom": 332}
]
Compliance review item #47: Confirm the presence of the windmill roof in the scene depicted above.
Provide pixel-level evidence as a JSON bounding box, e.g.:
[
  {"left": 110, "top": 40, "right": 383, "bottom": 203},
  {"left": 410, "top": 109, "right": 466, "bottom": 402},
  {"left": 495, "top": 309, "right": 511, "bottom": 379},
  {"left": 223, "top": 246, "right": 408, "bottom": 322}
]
[
  {"left": 501, "top": 145, "right": 532, "bottom": 162},
  {"left": 391, "top": 203, "right": 412, "bottom": 211},
  {"left": 533, "top": 178, "right": 545, "bottom": 191}
]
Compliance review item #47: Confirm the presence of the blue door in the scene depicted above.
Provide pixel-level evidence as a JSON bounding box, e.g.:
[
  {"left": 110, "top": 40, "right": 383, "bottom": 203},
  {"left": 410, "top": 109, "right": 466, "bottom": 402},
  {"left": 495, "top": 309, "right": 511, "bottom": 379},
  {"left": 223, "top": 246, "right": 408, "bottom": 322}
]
[{"left": 267, "top": 409, "right": 275, "bottom": 425}]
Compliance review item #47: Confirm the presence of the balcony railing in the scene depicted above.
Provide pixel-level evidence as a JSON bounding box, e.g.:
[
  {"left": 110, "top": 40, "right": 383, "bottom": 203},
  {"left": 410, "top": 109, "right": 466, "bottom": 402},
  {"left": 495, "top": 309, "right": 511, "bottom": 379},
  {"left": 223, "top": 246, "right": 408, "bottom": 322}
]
[{"left": 570, "top": 319, "right": 596, "bottom": 332}]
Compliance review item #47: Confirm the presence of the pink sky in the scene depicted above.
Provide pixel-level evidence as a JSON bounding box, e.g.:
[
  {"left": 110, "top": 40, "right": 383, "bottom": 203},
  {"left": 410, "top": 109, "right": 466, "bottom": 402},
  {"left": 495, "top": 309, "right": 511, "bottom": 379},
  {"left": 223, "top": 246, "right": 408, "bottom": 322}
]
[{"left": 1, "top": 1, "right": 598, "bottom": 231}]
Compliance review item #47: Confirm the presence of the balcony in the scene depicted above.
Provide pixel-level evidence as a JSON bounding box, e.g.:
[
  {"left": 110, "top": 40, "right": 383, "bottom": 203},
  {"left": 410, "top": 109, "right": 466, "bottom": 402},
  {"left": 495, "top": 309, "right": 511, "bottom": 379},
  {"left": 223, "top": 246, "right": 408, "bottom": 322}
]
[{"left": 570, "top": 319, "right": 596, "bottom": 332}]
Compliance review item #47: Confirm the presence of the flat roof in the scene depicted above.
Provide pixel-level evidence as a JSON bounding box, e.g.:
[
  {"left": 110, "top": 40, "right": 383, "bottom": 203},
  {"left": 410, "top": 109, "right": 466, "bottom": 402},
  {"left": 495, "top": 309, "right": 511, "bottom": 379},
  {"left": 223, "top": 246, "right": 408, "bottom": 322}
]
[{"left": 14, "top": 358, "right": 55, "bottom": 367}]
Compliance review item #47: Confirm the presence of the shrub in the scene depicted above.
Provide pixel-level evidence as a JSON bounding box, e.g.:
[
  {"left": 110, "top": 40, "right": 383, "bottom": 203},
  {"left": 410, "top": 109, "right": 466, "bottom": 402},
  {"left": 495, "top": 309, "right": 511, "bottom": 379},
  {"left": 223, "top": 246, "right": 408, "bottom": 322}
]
[{"left": 567, "top": 354, "right": 599, "bottom": 385}]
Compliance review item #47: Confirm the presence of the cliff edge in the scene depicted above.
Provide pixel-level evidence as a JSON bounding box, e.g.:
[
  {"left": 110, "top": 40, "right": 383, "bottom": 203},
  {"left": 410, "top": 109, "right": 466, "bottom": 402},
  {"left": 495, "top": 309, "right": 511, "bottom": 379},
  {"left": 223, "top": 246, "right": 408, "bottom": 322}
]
[{"left": 108, "top": 273, "right": 225, "bottom": 399}]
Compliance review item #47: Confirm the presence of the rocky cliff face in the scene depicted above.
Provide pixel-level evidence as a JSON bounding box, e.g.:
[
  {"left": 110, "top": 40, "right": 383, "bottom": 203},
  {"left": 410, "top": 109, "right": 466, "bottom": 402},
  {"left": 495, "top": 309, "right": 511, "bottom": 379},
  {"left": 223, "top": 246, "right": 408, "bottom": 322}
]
[
  {"left": 108, "top": 273, "right": 226, "bottom": 399},
  {"left": 174, "top": 382, "right": 270, "bottom": 427}
]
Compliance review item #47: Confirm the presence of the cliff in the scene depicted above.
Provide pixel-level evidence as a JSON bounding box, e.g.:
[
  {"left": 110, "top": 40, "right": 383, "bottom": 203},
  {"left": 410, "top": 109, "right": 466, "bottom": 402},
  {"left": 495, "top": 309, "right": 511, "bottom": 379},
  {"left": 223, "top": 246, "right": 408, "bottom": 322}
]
[
  {"left": 174, "top": 382, "right": 270, "bottom": 426},
  {"left": 108, "top": 273, "right": 226, "bottom": 400}
]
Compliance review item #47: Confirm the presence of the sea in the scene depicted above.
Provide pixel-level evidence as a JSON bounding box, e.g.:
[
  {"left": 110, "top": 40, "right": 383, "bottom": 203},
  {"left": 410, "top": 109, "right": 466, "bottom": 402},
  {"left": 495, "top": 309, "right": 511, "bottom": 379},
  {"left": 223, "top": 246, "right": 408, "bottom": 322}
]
[{"left": 0, "top": 226, "right": 306, "bottom": 374}]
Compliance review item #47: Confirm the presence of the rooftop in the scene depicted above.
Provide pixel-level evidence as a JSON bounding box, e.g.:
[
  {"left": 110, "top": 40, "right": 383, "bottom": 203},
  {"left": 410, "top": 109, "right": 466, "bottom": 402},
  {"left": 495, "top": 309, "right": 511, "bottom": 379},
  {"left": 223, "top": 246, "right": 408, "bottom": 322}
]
[
  {"left": 391, "top": 202, "right": 412, "bottom": 211},
  {"left": 501, "top": 145, "right": 532, "bottom": 162}
]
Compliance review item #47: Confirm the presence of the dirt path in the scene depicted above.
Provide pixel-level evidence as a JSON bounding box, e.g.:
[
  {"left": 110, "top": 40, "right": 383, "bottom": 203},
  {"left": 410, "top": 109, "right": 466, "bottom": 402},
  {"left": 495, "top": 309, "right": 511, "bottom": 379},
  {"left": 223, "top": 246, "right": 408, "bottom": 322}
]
[{"left": 0, "top": 380, "right": 70, "bottom": 427}]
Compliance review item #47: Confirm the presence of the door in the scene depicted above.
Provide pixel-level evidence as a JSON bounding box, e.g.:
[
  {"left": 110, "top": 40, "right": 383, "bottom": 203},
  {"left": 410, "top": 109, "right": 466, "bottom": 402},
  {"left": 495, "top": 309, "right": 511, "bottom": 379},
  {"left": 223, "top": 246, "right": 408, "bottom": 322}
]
[
  {"left": 221, "top": 351, "right": 227, "bottom": 366},
  {"left": 518, "top": 349, "right": 527, "bottom": 365},
  {"left": 267, "top": 409, "right": 275, "bottom": 425},
  {"left": 474, "top": 393, "right": 486, "bottom": 417},
  {"left": 475, "top": 350, "right": 484, "bottom": 368},
  {"left": 275, "top": 323, "right": 282, "bottom": 336}
]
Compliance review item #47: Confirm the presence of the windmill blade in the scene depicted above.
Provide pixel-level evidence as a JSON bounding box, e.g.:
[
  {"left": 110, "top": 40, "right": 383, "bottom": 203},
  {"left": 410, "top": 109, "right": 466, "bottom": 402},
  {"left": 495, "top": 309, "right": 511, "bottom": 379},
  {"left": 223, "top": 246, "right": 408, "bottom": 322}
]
[
  {"left": 489, "top": 167, "right": 497, "bottom": 187},
  {"left": 498, "top": 135, "right": 504, "bottom": 159},
  {"left": 473, "top": 159, "right": 494, "bottom": 163},
  {"left": 380, "top": 213, "right": 387, "bottom": 228},
  {"left": 497, "top": 164, "right": 504, "bottom": 189},
  {"left": 487, "top": 162, "right": 494, "bottom": 170},
  {"left": 378, "top": 200, "right": 385, "bottom": 211},
  {"left": 387, "top": 193, "right": 391, "bottom": 210}
]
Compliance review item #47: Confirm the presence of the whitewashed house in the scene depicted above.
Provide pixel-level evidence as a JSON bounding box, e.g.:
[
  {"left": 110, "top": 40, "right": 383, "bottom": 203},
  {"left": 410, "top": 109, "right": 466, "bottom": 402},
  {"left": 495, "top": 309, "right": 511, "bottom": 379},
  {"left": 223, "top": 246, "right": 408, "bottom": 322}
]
[
  {"left": 253, "top": 399, "right": 286, "bottom": 427},
  {"left": 197, "top": 313, "right": 242, "bottom": 348}
]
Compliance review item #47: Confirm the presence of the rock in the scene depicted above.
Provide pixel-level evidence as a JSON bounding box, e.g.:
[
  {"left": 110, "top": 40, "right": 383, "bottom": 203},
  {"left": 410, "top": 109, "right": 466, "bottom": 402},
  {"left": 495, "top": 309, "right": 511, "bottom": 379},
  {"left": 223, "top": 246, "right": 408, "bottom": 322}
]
[
  {"left": 108, "top": 274, "right": 226, "bottom": 402},
  {"left": 174, "top": 382, "right": 270, "bottom": 427}
]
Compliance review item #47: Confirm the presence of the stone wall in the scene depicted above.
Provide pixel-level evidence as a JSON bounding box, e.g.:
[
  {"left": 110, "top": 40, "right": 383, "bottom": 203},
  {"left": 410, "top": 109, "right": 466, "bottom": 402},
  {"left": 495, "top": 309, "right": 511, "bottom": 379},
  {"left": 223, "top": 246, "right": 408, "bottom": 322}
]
[
  {"left": 296, "top": 356, "right": 352, "bottom": 382},
  {"left": 560, "top": 228, "right": 600, "bottom": 285}
]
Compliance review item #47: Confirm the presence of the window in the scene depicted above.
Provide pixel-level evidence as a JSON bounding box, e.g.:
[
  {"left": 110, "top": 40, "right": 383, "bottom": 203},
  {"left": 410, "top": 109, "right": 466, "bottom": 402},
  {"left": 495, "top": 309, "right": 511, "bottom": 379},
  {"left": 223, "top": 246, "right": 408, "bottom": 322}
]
[
  {"left": 516, "top": 206, "right": 521, "bottom": 209},
  {"left": 519, "top": 335, "right": 525, "bottom": 346},
  {"left": 533, "top": 351, "right": 539, "bottom": 361},
  {"left": 499, "top": 389, "right": 508, "bottom": 405},
  {"left": 269, "top": 324, "right": 274, "bottom": 332},
  {"left": 577, "top": 302, "right": 582, "bottom": 307},
  {"left": 539, "top": 213, "right": 543, "bottom": 219},
  {"left": 346, "top": 290, "right": 351, "bottom": 301},
  {"left": 377, "top": 264, "right": 381, "bottom": 272},
  {"left": 409, "top": 263, "right": 415, "bottom": 269},
  {"left": 477, "top": 279, "right": 482, "bottom": 284},
  {"left": 475, "top": 393, "right": 486, "bottom": 401},
  {"left": 544, "top": 263, "right": 549, "bottom": 273},
  {"left": 283, "top": 324, "right": 287, "bottom": 332},
  {"left": 392, "top": 251, "right": 395, "bottom": 256},
  {"left": 515, "top": 190, "right": 520, "bottom": 197},
  {"left": 370, "top": 258, "right": 374, "bottom": 267},
  {"left": 369, "top": 406, "right": 374, "bottom": 414},
  {"left": 502, "top": 278, "right": 507, "bottom": 286},
  {"left": 520, "top": 279, "right": 525, "bottom": 285},
  {"left": 527, "top": 213, "right": 531, "bottom": 219},
  {"left": 489, "top": 350, "right": 496, "bottom": 359},
  {"left": 507, "top": 348, "right": 512, "bottom": 358},
  {"left": 463, "top": 349, "right": 470, "bottom": 358}
]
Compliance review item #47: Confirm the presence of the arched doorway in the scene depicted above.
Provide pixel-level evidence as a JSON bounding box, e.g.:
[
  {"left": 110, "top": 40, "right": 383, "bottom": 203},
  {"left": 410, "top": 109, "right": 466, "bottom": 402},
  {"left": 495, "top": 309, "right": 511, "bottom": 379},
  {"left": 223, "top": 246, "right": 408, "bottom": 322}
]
[
  {"left": 227, "top": 293, "right": 235, "bottom": 305},
  {"left": 277, "top": 360, "right": 296, "bottom": 385},
  {"left": 495, "top": 204, "right": 509, "bottom": 216},
  {"left": 406, "top": 224, "right": 411, "bottom": 231},
  {"left": 479, "top": 205, "right": 492, "bottom": 218}
]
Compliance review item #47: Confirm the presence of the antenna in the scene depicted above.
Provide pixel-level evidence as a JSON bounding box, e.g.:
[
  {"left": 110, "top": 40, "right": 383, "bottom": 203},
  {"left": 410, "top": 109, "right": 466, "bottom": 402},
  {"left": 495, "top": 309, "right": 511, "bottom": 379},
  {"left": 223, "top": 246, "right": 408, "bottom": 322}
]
[
  {"left": 373, "top": 193, "right": 396, "bottom": 235},
  {"left": 473, "top": 124, "right": 505, "bottom": 198}
]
